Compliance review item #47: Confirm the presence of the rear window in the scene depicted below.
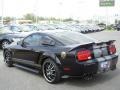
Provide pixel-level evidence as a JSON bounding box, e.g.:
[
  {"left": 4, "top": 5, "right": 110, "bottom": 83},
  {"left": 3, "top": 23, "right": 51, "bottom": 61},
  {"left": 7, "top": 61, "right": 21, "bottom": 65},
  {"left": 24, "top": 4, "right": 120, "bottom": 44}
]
[{"left": 49, "top": 31, "right": 97, "bottom": 45}]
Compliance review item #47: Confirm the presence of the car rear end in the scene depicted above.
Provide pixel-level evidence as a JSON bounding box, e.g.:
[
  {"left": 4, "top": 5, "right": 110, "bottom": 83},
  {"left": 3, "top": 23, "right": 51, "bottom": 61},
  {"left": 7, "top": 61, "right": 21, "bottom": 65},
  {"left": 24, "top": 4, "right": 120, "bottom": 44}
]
[
  {"left": 48, "top": 31, "right": 118, "bottom": 76},
  {"left": 62, "top": 40, "right": 118, "bottom": 76}
]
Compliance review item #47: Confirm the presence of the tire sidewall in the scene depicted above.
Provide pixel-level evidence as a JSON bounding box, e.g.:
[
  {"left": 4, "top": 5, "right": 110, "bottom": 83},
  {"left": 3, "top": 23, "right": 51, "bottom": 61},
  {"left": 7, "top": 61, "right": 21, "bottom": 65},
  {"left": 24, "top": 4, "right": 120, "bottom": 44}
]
[
  {"left": 4, "top": 50, "right": 13, "bottom": 67},
  {"left": 42, "top": 58, "right": 61, "bottom": 83}
]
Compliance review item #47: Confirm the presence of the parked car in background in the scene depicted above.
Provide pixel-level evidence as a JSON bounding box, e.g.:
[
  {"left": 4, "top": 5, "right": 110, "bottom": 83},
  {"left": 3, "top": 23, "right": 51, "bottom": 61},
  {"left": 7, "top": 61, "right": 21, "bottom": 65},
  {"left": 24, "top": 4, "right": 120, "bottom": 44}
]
[
  {"left": 4, "top": 25, "right": 36, "bottom": 32},
  {"left": 0, "top": 26, "right": 29, "bottom": 49},
  {"left": 4, "top": 25, "right": 22, "bottom": 32},
  {"left": 22, "top": 24, "right": 39, "bottom": 31},
  {"left": 52, "top": 24, "right": 104, "bottom": 33},
  {"left": 73, "top": 24, "right": 89, "bottom": 33},
  {"left": 37, "top": 24, "right": 56, "bottom": 30},
  {"left": 114, "top": 24, "right": 120, "bottom": 31},
  {"left": 3, "top": 30, "right": 118, "bottom": 83}
]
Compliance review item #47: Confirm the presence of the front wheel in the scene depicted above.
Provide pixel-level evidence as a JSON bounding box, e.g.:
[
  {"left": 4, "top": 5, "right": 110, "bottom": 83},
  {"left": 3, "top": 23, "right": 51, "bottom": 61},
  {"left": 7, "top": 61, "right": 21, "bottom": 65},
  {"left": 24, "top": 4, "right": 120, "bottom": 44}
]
[
  {"left": 4, "top": 50, "right": 13, "bottom": 67},
  {"left": 1, "top": 40, "right": 10, "bottom": 49},
  {"left": 42, "top": 59, "right": 61, "bottom": 83}
]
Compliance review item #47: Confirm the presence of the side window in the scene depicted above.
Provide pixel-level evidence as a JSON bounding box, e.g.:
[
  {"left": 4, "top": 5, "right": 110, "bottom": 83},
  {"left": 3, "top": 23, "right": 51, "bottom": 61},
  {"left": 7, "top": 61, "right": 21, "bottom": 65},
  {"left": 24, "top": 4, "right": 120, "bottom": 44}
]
[
  {"left": 42, "top": 36, "right": 58, "bottom": 46},
  {"left": 23, "top": 34, "right": 42, "bottom": 46}
]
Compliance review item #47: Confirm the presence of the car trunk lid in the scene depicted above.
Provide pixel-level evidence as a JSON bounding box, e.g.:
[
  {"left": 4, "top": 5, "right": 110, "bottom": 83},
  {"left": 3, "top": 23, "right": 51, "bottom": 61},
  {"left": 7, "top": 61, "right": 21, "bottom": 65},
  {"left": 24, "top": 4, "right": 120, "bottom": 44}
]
[{"left": 69, "top": 40, "right": 116, "bottom": 59}]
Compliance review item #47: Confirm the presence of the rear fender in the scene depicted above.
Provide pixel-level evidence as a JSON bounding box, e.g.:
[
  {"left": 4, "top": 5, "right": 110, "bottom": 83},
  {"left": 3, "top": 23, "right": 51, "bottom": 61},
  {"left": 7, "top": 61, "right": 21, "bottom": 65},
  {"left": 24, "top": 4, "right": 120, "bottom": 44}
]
[{"left": 38, "top": 52, "right": 61, "bottom": 66}]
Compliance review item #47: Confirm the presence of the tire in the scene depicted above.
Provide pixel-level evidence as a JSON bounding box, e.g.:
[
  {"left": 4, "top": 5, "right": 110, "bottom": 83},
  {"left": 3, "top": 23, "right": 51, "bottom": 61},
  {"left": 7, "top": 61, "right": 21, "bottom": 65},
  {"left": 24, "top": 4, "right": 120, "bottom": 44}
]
[
  {"left": 1, "top": 40, "right": 10, "bottom": 49},
  {"left": 4, "top": 50, "right": 13, "bottom": 67},
  {"left": 42, "top": 58, "right": 61, "bottom": 84}
]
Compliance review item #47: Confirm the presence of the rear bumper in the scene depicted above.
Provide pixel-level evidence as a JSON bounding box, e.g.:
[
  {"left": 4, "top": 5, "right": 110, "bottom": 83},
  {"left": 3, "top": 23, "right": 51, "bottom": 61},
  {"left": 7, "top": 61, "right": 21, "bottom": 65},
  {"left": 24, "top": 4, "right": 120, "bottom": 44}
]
[{"left": 62, "top": 54, "right": 118, "bottom": 76}]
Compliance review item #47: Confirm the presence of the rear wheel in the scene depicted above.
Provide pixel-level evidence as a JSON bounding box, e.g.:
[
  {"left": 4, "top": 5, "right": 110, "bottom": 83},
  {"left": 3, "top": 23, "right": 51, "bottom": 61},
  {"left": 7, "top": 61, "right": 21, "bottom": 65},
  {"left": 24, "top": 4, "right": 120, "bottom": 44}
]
[
  {"left": 42, "top": 59, "right": 61, "bottom": 83},
  {"left": 4, "top": 50, "right": 13, "bottom": 67}
]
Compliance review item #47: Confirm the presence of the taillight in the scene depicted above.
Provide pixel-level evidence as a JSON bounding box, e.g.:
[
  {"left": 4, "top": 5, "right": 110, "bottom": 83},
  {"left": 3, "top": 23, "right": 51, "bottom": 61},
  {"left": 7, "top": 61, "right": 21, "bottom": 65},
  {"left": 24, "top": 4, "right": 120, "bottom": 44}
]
[
  {"left": 108, "top": 44, "right": 116, "bottom": 54},
  {"left": 77, "top": 50, "right": 92, "bottom": 61}
]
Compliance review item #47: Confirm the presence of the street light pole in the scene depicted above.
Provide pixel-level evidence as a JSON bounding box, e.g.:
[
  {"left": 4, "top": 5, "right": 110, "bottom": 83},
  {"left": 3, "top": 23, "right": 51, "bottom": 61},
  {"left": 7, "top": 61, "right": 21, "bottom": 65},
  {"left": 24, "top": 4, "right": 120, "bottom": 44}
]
[
  {"left": 34, "top": 0, "right": 38, "bottom": 24},
  {"left": 1, "top": 0, "right": 4, "bottom": 26}
]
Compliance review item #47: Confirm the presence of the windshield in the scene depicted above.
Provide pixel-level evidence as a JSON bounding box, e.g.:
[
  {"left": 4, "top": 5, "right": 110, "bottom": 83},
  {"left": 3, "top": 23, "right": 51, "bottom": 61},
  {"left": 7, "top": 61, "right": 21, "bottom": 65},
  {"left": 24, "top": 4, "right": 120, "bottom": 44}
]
[{"left": 49, "top": 31, "right": 97, "bottom": 45}]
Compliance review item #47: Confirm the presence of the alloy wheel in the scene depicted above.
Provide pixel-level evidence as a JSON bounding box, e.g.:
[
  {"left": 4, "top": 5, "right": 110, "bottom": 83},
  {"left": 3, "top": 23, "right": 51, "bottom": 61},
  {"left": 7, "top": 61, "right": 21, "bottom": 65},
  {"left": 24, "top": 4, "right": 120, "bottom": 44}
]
[
  {"left": 43, "top": 61, "right": 56, "bottom": 83},
  {"left": 4, "top": 51, "right": 13, "bottom": 67}
]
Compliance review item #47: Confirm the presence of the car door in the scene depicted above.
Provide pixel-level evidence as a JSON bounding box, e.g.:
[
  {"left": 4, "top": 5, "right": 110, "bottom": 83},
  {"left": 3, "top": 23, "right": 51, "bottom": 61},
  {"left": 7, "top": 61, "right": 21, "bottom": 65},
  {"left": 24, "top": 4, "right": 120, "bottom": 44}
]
[{"left": 12, "top": 33, "right": 43, "bottom": 63}]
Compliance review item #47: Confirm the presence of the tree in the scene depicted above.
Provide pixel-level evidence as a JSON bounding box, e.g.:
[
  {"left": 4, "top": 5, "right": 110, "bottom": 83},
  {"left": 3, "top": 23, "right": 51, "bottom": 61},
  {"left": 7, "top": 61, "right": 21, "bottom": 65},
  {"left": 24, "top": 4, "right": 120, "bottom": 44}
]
[
  {"left": 75, "top": 20, "right": 79, "bottom": 23},
  {"left": 23, "top": 13, "right": 36, "bottom": 22},
  {"left": 38, "top": 17, "right": 45, "bottom": 20},
  {"left": 63, "top": 18, "right": 73, "bottom": 22},
  {"left": 4, "top": 17, "right": 14, "bottom": 22}
]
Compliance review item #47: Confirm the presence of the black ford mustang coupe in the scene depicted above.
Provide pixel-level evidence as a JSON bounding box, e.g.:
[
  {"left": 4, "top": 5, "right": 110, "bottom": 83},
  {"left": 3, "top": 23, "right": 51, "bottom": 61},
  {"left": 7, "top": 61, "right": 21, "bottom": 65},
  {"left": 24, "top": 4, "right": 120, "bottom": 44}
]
[{"left": 3, "top": 30, "right": 118, "bottom": 83}]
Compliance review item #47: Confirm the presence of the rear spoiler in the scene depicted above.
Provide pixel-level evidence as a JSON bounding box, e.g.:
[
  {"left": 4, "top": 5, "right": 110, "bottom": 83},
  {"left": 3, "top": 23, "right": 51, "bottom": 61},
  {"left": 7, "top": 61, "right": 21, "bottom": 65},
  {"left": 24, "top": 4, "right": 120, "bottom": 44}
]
[
  {"left": 69, "top": 40, "right": 116, "bottom": 52},
  {"left": 95, "top": 40, "right": 115, "bottom": 45}
]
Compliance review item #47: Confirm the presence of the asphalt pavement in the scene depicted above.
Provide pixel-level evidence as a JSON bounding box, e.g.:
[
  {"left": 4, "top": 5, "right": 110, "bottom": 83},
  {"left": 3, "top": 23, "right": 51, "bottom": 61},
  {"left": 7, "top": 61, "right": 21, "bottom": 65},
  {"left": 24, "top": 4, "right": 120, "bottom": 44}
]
[{"left": 0, "top": 31, "right": 120, "bottom": 90}]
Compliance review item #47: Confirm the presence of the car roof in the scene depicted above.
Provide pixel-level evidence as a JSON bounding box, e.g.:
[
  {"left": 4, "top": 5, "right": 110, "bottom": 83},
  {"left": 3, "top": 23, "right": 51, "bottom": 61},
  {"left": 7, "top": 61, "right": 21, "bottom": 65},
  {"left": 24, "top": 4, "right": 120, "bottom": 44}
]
[{"left": 30, "top": 29, "right": 72, "bottom": 35}]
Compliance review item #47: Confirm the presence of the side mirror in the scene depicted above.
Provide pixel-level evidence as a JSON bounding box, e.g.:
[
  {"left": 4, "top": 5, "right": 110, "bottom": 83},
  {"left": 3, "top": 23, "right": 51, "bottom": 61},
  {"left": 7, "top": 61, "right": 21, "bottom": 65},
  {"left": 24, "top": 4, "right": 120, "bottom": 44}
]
[{"left": 17, "top": 40, "right": 23, "bottom": 45}]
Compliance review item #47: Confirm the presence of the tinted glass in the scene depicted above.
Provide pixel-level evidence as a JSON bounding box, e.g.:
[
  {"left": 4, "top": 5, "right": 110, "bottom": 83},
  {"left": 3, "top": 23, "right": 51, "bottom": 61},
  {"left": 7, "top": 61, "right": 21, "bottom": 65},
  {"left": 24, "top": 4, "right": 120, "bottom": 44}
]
[
  {"left": 23, "top": 34, "right": 42, "bottom": 46},
  {"left": 49, "top": 31, "right": 97, "bottom": 45}
]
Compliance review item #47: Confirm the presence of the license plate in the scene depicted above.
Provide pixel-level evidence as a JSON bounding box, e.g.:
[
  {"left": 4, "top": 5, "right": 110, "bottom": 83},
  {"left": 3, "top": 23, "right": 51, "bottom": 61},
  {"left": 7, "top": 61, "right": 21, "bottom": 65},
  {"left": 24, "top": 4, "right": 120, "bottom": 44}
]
[
  {"left": 99, "top": 61, "right": 111, "bottom": 72},
  {"left": 100, "top": 61, "right": 110, "bottom": 68}
]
